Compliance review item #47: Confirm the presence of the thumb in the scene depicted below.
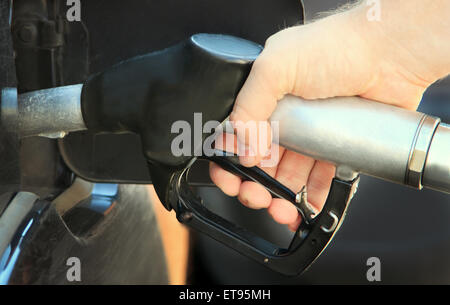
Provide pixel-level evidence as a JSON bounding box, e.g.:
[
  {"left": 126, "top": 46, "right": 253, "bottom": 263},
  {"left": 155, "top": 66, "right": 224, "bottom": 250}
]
[{"left": 230, "top": 53, "right": 287, "bottom": 167}]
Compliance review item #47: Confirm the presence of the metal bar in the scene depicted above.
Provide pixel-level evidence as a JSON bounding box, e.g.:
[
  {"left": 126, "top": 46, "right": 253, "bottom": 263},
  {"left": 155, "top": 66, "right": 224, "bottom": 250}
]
[
  {"left": 270, "top": 95, "right": 449, "bottom": 194},
  {"left": 1, "top": 84, "right": 86, "bottom": 138}
]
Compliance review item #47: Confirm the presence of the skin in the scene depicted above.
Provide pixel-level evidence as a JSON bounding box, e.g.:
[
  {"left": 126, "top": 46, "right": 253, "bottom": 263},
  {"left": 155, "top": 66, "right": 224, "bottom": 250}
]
[{"left": 210, "top": 0, "right": 450, "bottom": 230}]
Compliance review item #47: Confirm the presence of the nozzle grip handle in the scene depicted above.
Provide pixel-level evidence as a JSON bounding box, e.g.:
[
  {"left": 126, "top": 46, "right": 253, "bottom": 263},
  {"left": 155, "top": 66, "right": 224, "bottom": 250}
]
[{"left": 171, "top": 158, "right": 358, "bottom": 276}]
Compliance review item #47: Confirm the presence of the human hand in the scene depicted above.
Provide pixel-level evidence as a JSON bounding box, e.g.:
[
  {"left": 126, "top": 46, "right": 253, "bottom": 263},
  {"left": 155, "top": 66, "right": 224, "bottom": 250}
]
[{"left": 210, "top": 1, "right": 450, "bottom": 230}]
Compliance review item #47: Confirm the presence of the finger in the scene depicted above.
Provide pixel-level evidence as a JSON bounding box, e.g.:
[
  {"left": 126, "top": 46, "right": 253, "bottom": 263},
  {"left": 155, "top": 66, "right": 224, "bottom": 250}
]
[
  {"left": 259, "top": 143, "right": 284, "bottom": 171},
  {"left": 233, "top": 120, "right": 273, "bottom": 167},
  {"left": 267, "top": 198, "right": 298, "bottom": 225},
  {"left": 213, "top": 132, "right": 238, "bottom": 154},
  {"left": 272, "top": 159, "right": 335, "bottom": 231},
  {"left": 209, "top": 162, "right": 241, "bottom": 197},
  {"left": 235, "top": 146, "right": 284, "bottom": 209},
  {"left": 306, "top": 160, "right": 336, "bottom": 210},
  {"left": 274, "top": 151, "right": 316, "bottom": 190},
  {"left": 268, "top": 151, "right": 316, "bottom": 225},
  {"left": 288, "top": 214, "right": 302, "bottom": 232},
  {"left": 238, "top": 181, "right": 272, "bottom": 209},
  {"left": 231, "top": 54, "right": 280, "bottom": 130},
  {"left": 230, "top": 52, "right": 285, "bottom": 167}
]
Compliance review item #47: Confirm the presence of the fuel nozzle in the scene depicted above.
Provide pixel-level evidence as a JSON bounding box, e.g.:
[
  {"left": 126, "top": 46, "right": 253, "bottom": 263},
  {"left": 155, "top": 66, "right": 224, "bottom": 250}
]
[{"left": 1, "top": 34, "right": 449, "bottom": 193}]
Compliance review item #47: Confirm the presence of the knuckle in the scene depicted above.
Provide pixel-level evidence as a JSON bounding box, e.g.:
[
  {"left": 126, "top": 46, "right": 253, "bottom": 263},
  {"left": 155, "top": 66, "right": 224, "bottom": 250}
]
[
  {"left": 264, "top": 34, "right": 276, "bottom": 47},
  {"left": 230, "top": 103, "right": 253, "bottom": 123},
  {"left": 252, "top": 53, "right": 273, "bottom": 76}
]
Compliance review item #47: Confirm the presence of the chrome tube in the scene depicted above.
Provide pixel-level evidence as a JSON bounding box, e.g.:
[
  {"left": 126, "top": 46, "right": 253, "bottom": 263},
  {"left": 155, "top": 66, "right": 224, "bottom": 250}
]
[
  {"left": 270, "top": 95, "right": 449, "bottom": 194},
  {"left": 1, "top": 84, "right": 86, "bottom": 138}
]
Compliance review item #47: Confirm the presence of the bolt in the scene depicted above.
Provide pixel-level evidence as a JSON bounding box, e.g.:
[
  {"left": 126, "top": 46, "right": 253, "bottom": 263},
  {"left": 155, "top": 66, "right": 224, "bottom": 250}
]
[{"left": 18, "top": 24, "right": 37, "bottom": 43}]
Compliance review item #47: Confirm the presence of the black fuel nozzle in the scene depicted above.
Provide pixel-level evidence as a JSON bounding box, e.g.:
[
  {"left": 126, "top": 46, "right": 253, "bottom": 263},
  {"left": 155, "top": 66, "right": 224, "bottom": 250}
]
[
  {"left": 79, "top": 34, "right": 360, "bottom": 276},
  {"left": 81, "top": 34, "right": 262, "bottom": 168},
  {"left": 80, "top": 34, "right": 269, "bottom": 212},
  {"left": 0, "top": 34, "right": 361, "bottom": 276}
]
